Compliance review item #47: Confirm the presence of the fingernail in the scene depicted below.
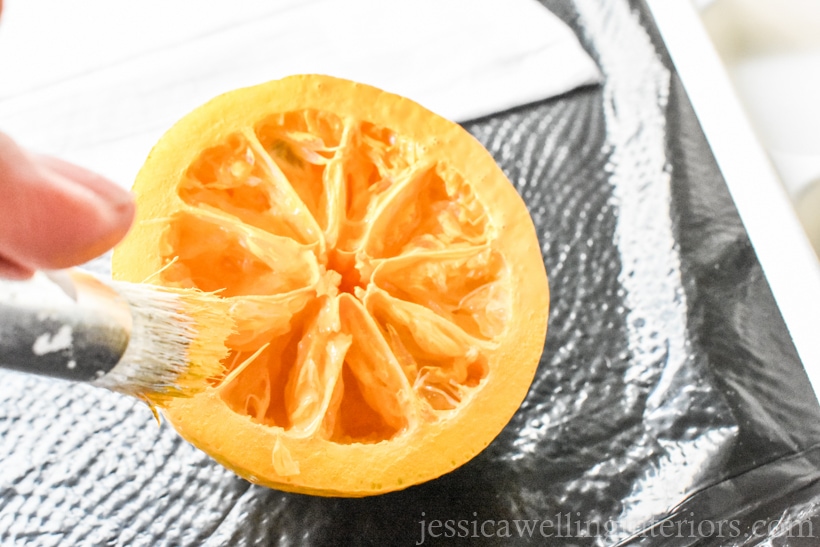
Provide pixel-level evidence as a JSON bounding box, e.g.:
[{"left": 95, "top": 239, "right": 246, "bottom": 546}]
[
  {"left": 20, "top": 159, "right": 135, "bottom": 269},
  {"left": 35, "top": 154, "right": 133, "bottom": 208},
  {"left": 35, "top": 154, "right": 137, "bottom": 263}
]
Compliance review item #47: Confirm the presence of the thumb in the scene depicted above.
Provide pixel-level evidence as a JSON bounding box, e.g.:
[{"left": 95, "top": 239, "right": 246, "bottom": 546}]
[{"left": 0, "top": 133, "right": 135, "bottom": 278}]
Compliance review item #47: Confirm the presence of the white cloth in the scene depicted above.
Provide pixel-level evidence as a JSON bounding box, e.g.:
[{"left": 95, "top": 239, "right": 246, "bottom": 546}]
[{"left": 0, "top": 0, "right": 601, "bottom": 186}]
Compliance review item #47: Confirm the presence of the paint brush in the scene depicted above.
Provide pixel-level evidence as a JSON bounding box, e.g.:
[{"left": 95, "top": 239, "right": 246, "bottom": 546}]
[{"left": 0, "top": 269, "right": 232, "bottom": 404}]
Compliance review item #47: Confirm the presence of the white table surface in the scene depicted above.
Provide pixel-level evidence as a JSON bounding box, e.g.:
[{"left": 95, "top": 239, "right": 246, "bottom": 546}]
[{"left": 0, "top": 0, "right": 599, "bottom": 188}]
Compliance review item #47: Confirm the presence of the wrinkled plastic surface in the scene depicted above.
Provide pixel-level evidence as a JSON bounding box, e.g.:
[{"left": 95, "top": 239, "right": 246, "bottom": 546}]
[{"left": 3, "top": 0, "right": 820, "bottom": 545}]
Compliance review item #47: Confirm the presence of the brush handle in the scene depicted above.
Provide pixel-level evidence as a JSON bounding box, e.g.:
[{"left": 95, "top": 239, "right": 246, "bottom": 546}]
[{"left": 0, "top": 271, "right": 131, "bottom": 383}]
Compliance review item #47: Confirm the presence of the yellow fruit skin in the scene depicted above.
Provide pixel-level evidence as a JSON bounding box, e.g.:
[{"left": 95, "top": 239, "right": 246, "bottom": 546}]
[{"left": 112, "top": 74, "right": 549, "bottom": 497}]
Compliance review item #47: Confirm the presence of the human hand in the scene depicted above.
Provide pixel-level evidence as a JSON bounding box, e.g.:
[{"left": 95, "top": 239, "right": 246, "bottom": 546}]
[
  {"left": 0, "top": 133, "right": 135, "bottom": 279},
  {"left": 0, "top": 0, "right": 134, "bottom": 279}
]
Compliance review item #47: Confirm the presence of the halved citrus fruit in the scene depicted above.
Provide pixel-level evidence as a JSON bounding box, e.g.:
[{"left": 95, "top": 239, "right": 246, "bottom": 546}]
[{"left": 112, "top": 75, "right": 549, "bottom": 496}]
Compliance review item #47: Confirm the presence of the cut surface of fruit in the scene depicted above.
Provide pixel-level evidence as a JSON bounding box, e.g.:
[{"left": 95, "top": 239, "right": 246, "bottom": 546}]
[{"left": 112, "top": 75, "right": 549, "bottom": 496}]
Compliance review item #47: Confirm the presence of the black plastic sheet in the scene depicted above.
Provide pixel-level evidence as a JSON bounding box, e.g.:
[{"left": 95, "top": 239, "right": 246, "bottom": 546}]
[{"left": 3, "top": 0, "right": 820, "bottom": 545}]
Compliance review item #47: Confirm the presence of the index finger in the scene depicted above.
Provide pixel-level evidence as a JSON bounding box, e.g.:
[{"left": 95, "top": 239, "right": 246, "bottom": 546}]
[{"left": 0, "top": 133, "right": 135, "bottom": 275}]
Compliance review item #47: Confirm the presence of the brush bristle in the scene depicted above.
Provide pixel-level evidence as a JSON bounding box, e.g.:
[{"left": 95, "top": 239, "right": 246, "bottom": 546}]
[{"left": 92, "top": 282, "right": 233, "bottom": 404}]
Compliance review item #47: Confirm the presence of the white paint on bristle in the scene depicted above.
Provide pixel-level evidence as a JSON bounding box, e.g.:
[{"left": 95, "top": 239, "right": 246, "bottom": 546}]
[{"left": 93, "top": 282, "right": 199, "bottom": 399}]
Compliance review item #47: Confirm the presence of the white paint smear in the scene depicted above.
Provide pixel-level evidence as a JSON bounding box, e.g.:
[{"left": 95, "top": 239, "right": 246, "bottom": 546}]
[{"left": 32, "top": 325, "right": 74, "bottom": 355}]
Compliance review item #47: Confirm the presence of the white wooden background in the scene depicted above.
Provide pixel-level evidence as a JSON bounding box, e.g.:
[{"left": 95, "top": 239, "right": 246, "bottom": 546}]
[{"left": 0, "top": 0, "right": 599, "bottom": 188}]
